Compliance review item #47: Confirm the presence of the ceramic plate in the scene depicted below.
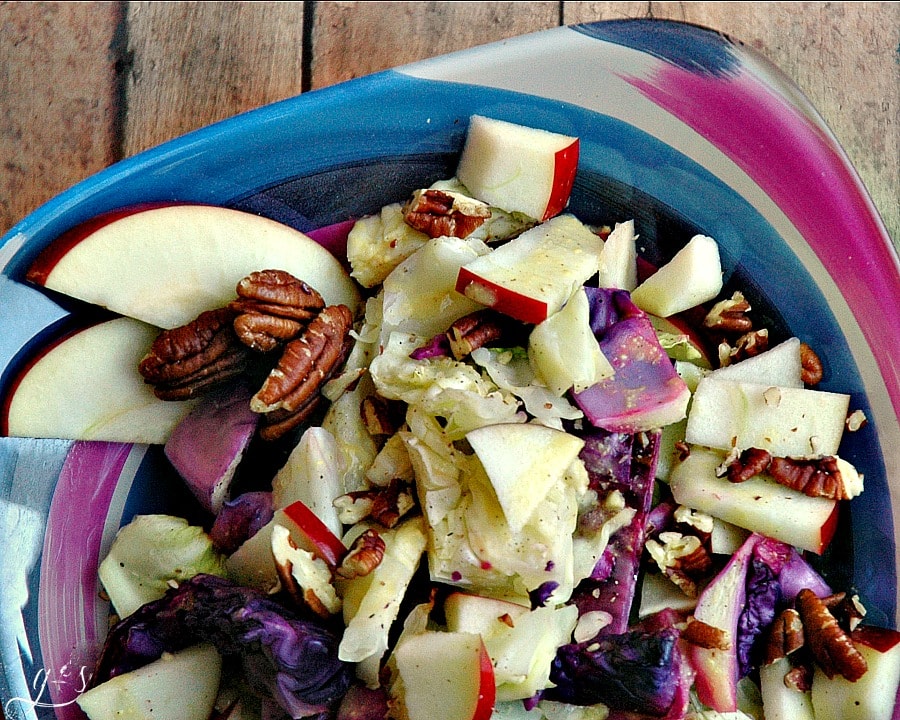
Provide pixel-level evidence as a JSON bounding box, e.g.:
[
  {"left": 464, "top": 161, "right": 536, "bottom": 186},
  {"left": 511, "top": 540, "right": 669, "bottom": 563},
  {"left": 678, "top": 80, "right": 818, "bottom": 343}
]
[{"left": 1, "top": 19, "right": 897, "bottom": 719}]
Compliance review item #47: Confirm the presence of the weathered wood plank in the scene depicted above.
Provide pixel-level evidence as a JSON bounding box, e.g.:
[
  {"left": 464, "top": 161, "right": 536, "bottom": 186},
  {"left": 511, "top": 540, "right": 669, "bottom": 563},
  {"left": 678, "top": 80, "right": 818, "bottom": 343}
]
[
  {"left": 122, "top": 1, "right": 306, "bottom": 157},
  {"left": 564, "top": 2, "right": 899, "bottom": 246},
  {"left": 0, "top": 1, "right": 122, "bottom": 233},
  {"left": 309, "top": 1, "right": 560, "bottom": 87}
]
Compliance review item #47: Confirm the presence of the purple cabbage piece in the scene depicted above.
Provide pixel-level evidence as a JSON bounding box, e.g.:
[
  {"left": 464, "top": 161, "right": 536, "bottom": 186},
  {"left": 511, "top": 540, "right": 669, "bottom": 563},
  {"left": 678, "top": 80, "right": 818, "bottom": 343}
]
[
  {"left": 210, "top": 491, "right": 275, "bottom": 555},
  {"left": 571, "top": 428, "right": 661, "bottom": 633},
  {"left": 165, "top": 380, "right": 259, "bottom": 515},
  {"left": 93, "top": 573, "right": 351, "bottom": 715},
  {"left": 737, "top": 556, "right": 781, "bottom": 677},
  {"left": 409, "top": 332, "right": 452, "bottom": 360},
  {"left": 734, "top": 536, "right": 833, "bottom": 678},
  {"left": 547, "top": 626, "right": 683, "bottom": 715},
  {"left": 573, "top": 289, "right": 690, "bottom": 433}
]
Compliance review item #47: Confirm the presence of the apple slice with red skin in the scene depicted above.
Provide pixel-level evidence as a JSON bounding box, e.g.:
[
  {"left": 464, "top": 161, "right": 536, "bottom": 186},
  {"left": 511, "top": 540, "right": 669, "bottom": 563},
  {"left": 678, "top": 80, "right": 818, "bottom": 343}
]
[
  {"left": 811, "top": 625, "right": 900, "bottom": 720},
  {"left": 224, "top": 499, "right": 346, "bottom": 592},
  {"left": 456, "top": 115, "right": 578, "bottom": 222},
  {"left": 280, "top": 498, "right": 347, "bottom": 568},
  {"left": 1, "top": 315, "right": 197, "bottom": 444},
  {"left": 455, "top": 214, "right": 603, "bottom": 325},
  {"left": 394, "top": 631, "right": 495, "bottom": 720},
  {"left": 25, "top": 203, "right": 361, "bottom": 330}
]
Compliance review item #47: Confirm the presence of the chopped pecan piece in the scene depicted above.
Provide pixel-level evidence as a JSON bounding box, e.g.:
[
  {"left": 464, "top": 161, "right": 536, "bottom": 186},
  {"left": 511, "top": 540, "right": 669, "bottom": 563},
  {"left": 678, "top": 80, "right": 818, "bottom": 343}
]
[
  {"left": 764, "top": 608, "right": 805, "bottom": 664},
  {"left": 252, "top": 304, "right": 354, "bottom": 439},
  {"left": 726, "top": 447, "right": 772, "bottom": 483},
  {"left": 230, "top": 270, "right": 325, "bottom": 352},
  {"left": 334, "top": 479, "right": 416, "bottom": 529},
  {"left": 360, "top": 395, "right": 406, "bottom": 437},
  {"left": 336, "top": 528, "right": 385, "bottom": 580},
  {"left": 703, "top": 292, "right": 753, "bottom": 334},
  {"left": 769, "top": 455, "right": 848, "bottom": 500},
  {"left": 402, "top": 188, "right": 491, "bottom": 239},
  {"left": 796, "top": 588, "right": 868, "bottom": 681},
  {"left": 446, "top": 309, "right": 508, "bottom": 359},
  {"left": 272, "top": 525, "right": 341, "bottom": 618},
  {"left": 645, "top": 532, "right": 713, "bottom": 597},
  {"left": 799, "top": 342, "right": 824, "bottom": 385},
  {"left": 138, "top": 307, "right": 250, "bottom": 399},
  {"left": 729, "top": 328, "right": 770, "bottom": 363},
  {"left": 783, "top": 665, "right": 813, "bottom": 692},
  {"left": 682, "top": 617, "right": 730, "bottom": 650}
]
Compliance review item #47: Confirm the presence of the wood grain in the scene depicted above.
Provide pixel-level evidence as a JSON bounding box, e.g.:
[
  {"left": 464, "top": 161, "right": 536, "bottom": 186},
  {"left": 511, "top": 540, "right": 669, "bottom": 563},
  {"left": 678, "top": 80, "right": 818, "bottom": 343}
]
[
  {"left": 309, "top": 1, "right": 559, "bottom": 87},
  {"left": 122, "top": 2, "right": 306, "bottom": 156},
  {"left": 0, "top": 1, "right": 896, "bottom": 243},
  {"left": 0, "top": 1, "right": 122, "bottom": 235}
]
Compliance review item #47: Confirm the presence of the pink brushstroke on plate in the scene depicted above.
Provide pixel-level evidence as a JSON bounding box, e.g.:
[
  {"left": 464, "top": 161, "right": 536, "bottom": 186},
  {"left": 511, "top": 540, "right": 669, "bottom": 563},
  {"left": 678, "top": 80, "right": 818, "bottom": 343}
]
[
  {"left": 626, "top": 62, "right": 900, "bottom": 412},
  {"left": 37, "top": 441, "right": 133, "bottom": 719}
]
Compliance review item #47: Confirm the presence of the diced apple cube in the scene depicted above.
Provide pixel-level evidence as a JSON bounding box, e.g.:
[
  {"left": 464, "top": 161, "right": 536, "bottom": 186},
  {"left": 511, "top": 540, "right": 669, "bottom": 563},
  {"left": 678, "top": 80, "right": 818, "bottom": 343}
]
[
  {"left": 455, "top": 214, "right": 603, "bottom": 325},
  {"left": 596, "top": 219, "right": 638, "bottom": 291},
  {"left": 393, "top": 631, "right": 495, "bottom": 720},
  {"left": 685, "top": 377, "right": 850, "bottom": 456},
  {"left": 456, "top": 115, "right": 579, "bottom": 221},
  {"left": 669, "top": 447, "right": 839, "bottom": 554},
  {"left": 630, "top": 235, "right": 723, "bottom": 317}
]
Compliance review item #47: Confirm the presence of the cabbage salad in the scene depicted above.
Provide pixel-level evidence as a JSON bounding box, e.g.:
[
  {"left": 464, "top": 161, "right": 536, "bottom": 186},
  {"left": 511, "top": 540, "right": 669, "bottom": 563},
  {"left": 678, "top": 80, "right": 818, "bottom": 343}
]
[{"left": 76, "top": 116, "right": 895, "bottom": 720}]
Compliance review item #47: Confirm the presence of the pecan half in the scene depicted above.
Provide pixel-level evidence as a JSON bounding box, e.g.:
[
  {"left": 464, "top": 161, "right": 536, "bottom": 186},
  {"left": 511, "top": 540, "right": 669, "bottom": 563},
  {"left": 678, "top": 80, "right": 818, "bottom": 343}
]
[
  {"left": 703, "top": 292, "right": 753, "bottom": 334},
  {"left": 402, "top": 188, "right": 491, "bottom": 239},
  {"left": 230, "top": 270, "right": 325, "bottom": 352},
  {"left": 769, "top": 456, "right": 847, "bottom": 500},
  {"left": 138, "top": 307, "right": 250, "bottom": 399},
  {"left": 799, "top": 342, "right": 824, "bottom": 386},
  {"left": 796, "top": 588, "right": 868, "bottom": 681},
  {"left": 726, "top": 447, "right": 772, "bottom": 483},
  {"left": 252, "top": 304, "right": 354, "bottom": 439},
  {"left": 336, "top": 528, "right": 385, "bottom": 580},
  {"left": 764, "top": 608, "right": 805, "bottom": 664}
]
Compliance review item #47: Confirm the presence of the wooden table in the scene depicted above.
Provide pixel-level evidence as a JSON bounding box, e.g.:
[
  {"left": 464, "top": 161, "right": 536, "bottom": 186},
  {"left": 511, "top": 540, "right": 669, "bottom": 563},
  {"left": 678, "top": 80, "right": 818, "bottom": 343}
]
[{"left": 1, "top": 2, "right": 897, "bottom": 248}]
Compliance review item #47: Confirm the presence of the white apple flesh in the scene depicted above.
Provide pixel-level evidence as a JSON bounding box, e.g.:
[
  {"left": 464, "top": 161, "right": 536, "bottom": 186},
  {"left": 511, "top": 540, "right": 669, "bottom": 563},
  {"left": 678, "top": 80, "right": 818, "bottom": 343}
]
[
  {"left": 26, "top": 203, "right": 361, "bottom": 329},
  {"left": 811, "top": 626, "right": 900, "bottom": 720},
  {"left": 465, "top": 422, "right": 584, "bottom": 533},
  {"left": 630, "top": 234, "right": 724, "bottom": 317},
  {"left": 685, "top": 377, "right": 850, "bottom": 456},
  {"left": 394, "top": 630, "right": 495, "bottom": 720},
  {"left": 2, "top": 316, "right": 196, "bottom": 444},
  {"left": 596, "top": 219, "right": 638, "bottom": 291},
  {"left": 456, "top": 114, "right": 578, "bottom": 221},
  {"left": 224, "top": 499, "right": 347, "bottom": 592},
  {"left": 455, "top": 214, "right": 603, "bottom": 325},
  {"left": 669, "top": 447, "right": 839, "bottom": 554},
  {"left": 759, "top": 657, "right": 815, "bottom": 720},
  {"left": 76, "top": 643, "right": 222, "bottom": 720},
  {"left": 707, "top": 337, "right": 804, "bottom": 388}
]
